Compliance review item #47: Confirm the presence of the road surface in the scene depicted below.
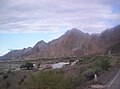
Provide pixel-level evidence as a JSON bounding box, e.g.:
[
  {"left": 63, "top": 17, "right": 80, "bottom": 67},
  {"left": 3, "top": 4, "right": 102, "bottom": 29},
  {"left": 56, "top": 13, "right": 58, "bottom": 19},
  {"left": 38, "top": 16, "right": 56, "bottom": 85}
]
[{"left": 107, "top": 70, "right": 120, "bottom": 89}]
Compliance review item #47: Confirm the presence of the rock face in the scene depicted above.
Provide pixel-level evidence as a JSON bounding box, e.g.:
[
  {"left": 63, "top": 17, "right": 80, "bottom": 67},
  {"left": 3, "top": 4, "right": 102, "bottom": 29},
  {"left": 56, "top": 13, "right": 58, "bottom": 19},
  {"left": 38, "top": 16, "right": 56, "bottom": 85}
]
[
  {"left": 100, "top": 25, "right": 120, "bottom": 46},
  {"left": 109, "top": 41, "right": 120, "bottom": 54},
  {"left": 44, "top": 29, "right": 104, "bottom": 58},
  {"left": 1, "top": 25, "right": 120, "bottom": 60},
  {"left": 100, "top": 25, "right": 120, "bottom": 54}
]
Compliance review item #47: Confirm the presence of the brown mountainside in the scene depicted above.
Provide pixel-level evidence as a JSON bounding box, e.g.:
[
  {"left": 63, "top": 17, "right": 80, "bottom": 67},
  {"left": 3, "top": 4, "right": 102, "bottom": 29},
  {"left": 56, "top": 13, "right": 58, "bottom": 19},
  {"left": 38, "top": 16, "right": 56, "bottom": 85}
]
[{"left": 1, "top": 25, "right": 120, "bottom": 60}]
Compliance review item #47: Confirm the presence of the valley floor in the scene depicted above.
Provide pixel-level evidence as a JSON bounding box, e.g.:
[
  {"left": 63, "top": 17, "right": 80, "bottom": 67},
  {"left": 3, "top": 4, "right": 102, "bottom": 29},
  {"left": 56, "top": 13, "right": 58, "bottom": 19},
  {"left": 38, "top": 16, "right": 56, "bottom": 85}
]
[{"left": 0, "top": 55, "right": 120, "bottom": 89}]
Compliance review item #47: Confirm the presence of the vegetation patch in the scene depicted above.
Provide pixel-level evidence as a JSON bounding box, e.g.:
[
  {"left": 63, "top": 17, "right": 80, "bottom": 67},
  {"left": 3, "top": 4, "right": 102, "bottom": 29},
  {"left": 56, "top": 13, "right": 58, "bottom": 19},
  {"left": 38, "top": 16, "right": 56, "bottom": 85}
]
[
  {"left": 96, "top": 58, "right": 111, "bottom": 71},
  {"left": 23, "top": 71, "right": 73, "bottom": 89},
  {"left": 71, "top": 74, "right": 85, "bottom": 87},
  {"left": 83, "top": 68, "right": 95, "bottom": 80},
  {"left": 3, "top": 74, "right": 8, "bottom": 79},
  {"left": 2, "top": 80, "right": 11, "bottom": 89},
  {"left": 0, "top": 72, "right": 4, "bottom": 75}
]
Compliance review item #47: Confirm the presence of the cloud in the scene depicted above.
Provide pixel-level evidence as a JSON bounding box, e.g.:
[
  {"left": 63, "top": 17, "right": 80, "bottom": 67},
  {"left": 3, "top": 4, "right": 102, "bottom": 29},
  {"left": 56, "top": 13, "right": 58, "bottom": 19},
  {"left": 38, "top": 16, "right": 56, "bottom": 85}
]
[{"left": 0, "top": 0, "right": 120, "bottom": 34}]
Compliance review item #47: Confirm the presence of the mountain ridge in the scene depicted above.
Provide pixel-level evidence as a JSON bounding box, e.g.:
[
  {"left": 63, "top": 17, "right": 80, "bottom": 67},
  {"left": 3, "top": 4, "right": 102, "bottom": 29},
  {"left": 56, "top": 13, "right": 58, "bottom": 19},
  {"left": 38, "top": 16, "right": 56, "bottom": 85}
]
[{"left": 1, "top": 25, "right": 120, "bottom": 60}]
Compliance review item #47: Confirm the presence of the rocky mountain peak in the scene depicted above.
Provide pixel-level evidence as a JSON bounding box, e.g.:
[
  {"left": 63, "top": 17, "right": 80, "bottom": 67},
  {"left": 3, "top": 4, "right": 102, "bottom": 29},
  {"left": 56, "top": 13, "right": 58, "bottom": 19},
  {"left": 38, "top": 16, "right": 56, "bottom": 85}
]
[
  {"left": 23, "top": 47, "right": 32, "bottom": 50},
  {"left": 35, "top": 40, "right": 46, "bottom": 46},
  {"left": 34, "top": 40, "right": 47, "bottom": 48},
  {"left": 100, "top": 25, "right": 120, "bottom": 45},
  {"left": 1, "top": 25, "right": 120, "bottom": 60},
  {"left": 65, "top": 28, "right": 84, "bottom": 35}
]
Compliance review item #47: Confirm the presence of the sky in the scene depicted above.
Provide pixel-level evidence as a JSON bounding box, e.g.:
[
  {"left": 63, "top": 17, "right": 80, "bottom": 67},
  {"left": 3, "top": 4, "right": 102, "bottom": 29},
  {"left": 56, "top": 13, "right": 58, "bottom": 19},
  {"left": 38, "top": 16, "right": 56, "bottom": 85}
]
[{"left": 0, "top": 0, "right": 120, "bottom": 56}]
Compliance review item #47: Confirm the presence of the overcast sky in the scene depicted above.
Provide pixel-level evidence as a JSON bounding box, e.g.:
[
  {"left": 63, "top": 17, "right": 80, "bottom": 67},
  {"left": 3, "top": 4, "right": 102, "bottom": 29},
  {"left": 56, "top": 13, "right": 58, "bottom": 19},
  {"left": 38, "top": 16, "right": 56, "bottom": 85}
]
[{"left": 0, "top": 0, "right": 120, "bottom": 56}]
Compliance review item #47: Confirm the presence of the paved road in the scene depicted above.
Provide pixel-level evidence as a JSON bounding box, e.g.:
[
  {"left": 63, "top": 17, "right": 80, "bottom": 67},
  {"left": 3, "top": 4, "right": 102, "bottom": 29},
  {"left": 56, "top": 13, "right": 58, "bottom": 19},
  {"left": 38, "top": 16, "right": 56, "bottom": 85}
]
[{"left": 107, "top": 70, "right": 120, "bottom": 89}]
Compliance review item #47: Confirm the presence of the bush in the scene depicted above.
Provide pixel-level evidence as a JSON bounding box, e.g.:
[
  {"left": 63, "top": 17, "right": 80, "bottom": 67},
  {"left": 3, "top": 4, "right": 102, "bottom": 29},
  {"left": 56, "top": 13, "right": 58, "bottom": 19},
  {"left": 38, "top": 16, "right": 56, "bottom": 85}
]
[
  {"left": 97, "top": 59, "right": 110, "bottom": 71},
  {"left": 83, "top": 68, "right": 95, "bottom": 80},
  {"left": 94, "top": 67, "right": 102, "bottom": 75},
  {"left": 19, "top": 78, "right": 24, "bottom": 85},
  {"left": 3, "top": 81, "right": 11, "bottom": 88},
  {"left": 7, "top": 69, "right": 11, "bottom": 74},
  {"left": 23, "top": 71, "right": 73, "bottom": 89},
  {"left": 0, "top": 72, "right": 4, "bottom": 75},
  {"left": 3, "top": 74, "right": 8, "bottom": 79},
  {"left": 71, "top": 74, "right": 85, "bottom": 87},
  {"left": 23, "top": 75, "right": 27, "bottom": 79},
  {"left": 11, "top": 72, "right": 15, "bottom": 76}
]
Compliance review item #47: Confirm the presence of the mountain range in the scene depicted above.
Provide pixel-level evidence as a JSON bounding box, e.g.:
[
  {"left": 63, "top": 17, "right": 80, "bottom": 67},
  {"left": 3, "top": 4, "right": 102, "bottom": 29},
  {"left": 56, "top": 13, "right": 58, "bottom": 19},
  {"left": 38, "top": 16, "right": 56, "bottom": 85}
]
[{"left": 1, "top": 25, "right": 120, "bottom": 60}]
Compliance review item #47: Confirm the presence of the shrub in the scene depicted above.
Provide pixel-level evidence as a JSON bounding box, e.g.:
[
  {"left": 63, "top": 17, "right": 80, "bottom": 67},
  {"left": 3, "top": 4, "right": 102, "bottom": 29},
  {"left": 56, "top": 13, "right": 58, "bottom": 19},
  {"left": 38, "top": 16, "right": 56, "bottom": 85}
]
[
  {"left": 19, "top": 78, "right": 24, "bottom": 85},
  {"left": 3, "top": 74, "right": 8, "bottom": 79},
  {"left": 94, "top": 67, "right": 102, "bottom": 75},
  {"left": 97, "top": 59, "right": 110, "bottom": 71},
  {"left": 21, "top": 78, "right": 24, "bottom": 83},
  {"left": 3, "top": 81, "right": 11, "bottom": 88},
  {"left": 11, "top": 72, "right": 15, "bottom": 76},
  {"left": 7, "top": 69, "right": 11, "bottom": 74},
  {"left": 71, "top": 74, "right": 85, "bottom": 87},
  {"left": 83, "top": 68, "right": 95, "bottom": 80},
  {"left": 89, "top": 64, "right": 102, "bottom": 75},
  {"left": 23, "top": 75, "right": 27, "bottom": 79},
  {"left": 23, "top": 71, "right": 72, "bottom": 89},
  {"left": 0, "top": 72, "right": 4, "bottom": 75}
]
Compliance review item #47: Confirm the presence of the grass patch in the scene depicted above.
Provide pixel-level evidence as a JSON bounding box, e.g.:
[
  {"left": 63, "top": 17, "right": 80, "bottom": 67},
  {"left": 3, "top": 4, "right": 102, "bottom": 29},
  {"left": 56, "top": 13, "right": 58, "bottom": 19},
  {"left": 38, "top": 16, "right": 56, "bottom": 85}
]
[{"left": 23, "top": 70, "right": 73, "bottom": 89}]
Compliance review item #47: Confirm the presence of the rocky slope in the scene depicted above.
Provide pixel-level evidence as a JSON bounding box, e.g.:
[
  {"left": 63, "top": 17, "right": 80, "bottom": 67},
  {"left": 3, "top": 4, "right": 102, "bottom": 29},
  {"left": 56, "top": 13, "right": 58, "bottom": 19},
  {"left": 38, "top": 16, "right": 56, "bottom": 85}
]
[
  {"left": 25, "top": 29, "right": 104, "bottom": 59},
  {"left": 100, "top": 25, "right": 120, "bottom": 54},
  {"left": 1, "top": 25, "right": 120, "bottom": 60}
]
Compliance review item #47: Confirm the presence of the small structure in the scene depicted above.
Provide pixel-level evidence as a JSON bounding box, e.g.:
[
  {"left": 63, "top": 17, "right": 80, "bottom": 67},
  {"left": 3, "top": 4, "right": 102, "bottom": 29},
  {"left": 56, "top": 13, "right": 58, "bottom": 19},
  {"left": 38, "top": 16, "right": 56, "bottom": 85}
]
[
  {"left": 20, "top": 63, "right": 33, "bottom": 70},
  {"left": 70, "top": 60, "right": 79, "bottom": 65},
  {"left": 40, "top": 63, "right": 52, "bottom": 70},
  {"left": 94, "top": 74, "right": 97, "bottom": 82}
]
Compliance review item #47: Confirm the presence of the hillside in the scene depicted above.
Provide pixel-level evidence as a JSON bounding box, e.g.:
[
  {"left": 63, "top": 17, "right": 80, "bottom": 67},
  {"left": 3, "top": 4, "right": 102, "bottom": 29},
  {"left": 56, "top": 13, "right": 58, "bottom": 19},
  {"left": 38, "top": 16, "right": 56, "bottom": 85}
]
[
  {"left": 1, "top": 25, "right": 120, "bottom": 60},
  {"left": 100, "top": 25, "right": 120, "bottom": 53}
]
